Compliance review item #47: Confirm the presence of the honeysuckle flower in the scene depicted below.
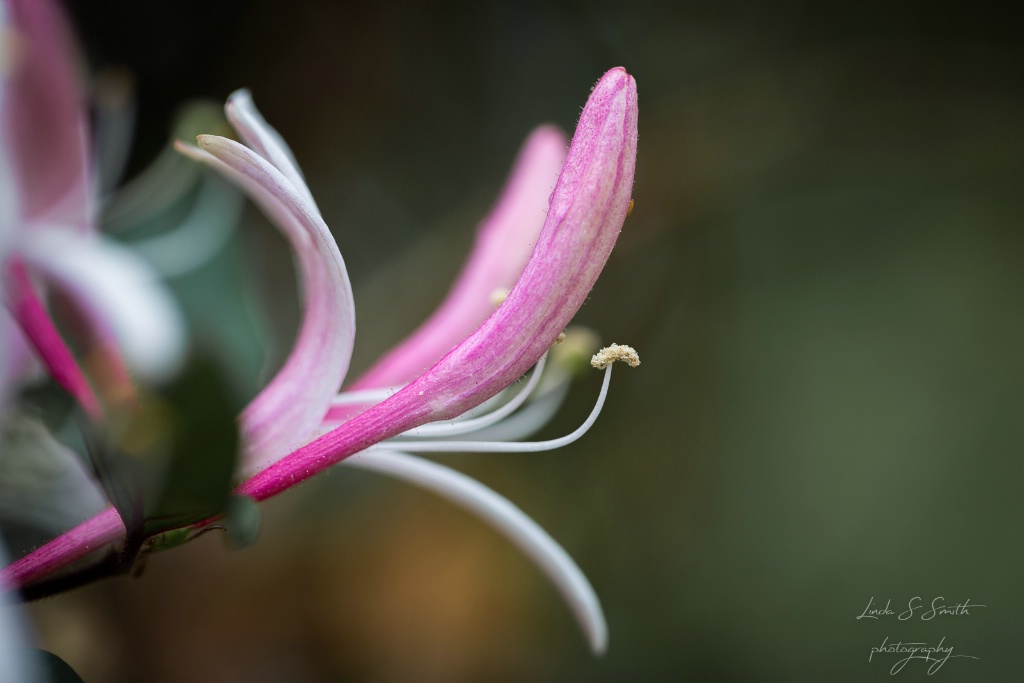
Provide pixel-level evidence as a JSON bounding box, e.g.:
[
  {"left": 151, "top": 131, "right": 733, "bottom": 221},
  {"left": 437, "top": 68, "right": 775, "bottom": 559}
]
[
  {"left": 2, "top": 66, "right": 639, "bottom": 655},
  {"left": 237, "top": 66, "right": 636, "bottom": 497},
  {"left": 0, "top": 0, "right": 185, "bottom": 415}
]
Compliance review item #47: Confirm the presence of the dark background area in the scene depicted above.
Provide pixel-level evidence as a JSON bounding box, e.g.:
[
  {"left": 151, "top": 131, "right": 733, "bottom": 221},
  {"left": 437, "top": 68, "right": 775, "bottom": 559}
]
[{"left": 25, "top": 1, "right": 1024, "bottom": 681}]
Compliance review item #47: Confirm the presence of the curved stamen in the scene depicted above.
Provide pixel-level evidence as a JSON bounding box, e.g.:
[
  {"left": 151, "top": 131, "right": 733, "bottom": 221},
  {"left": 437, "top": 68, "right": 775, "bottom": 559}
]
[
  {"left": 368, "top": 363, "right": 614, "bottom": 454},
  {"left": 326, "top": 352, "right": 547, "bottom": 431},
  {"left": 331, "top": 386, "right": 403, "bottom": 408},
  {"left": 449, "top": 377, "right": 571, "bottom": 443},
  {"left": 397, "top": 352, "right": 548, "bottom": 438}
]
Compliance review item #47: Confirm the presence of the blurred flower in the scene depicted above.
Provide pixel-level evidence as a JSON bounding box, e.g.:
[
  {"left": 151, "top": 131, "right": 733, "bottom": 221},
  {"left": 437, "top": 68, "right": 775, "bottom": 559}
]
[
  {"left": 99, "top": 96, "right": 247, "bottom": 278},
  {"left": 3, "top": 66, "right": 639, "bottom": 655},
  {"left": 183, "top": 72, "right": 637, "bottom": 651},
  {"left": 0, "top": 0, "right": 185, "bottom": 417},
  {"left": 0, "top": 1, "right": 185, "bottom": 677}
]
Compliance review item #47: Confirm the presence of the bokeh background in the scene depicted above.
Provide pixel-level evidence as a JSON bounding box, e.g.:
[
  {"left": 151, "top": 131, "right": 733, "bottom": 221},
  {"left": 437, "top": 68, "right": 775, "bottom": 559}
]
[{"left": 22, "top": 1, "right": 1024, "bottom": 681}]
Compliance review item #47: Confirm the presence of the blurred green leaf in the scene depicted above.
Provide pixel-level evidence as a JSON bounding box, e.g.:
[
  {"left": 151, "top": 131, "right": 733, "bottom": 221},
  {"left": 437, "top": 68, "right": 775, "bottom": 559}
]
[
  {"left": 76, "top": 352, "right": 242, "bottom": 556},
  {"left": 0, "top": 412, "right": 107, "bottom": 552},
  {"left": 143, "top": 354, "right": 242, "bottom": 536}
]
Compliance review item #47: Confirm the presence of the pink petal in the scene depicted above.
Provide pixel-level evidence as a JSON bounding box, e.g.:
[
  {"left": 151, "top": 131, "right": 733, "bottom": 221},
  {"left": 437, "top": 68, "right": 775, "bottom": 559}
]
[
  {"left": 240, "top": 66, "right": 637, "bottom": 501},
  {"left": 348, "top": 125, "right": 567, "bottom": 391},
  {"left": 0, "top": 506, "right": 124, "bottom": 589},
  {"left": 2, "top": 257, "right": 101, "bottom": 418},
  {"left": 177, "top": 137, "right": 356, "bottom": 470},
  {"left": 2, "top": 0, "right": 91, "bottom": 230}
]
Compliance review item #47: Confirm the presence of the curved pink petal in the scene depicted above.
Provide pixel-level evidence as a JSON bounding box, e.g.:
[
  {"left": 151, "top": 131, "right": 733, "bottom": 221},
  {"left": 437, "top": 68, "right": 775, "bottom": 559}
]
[
  {"left": 2, "top": 0, "right": 91, "bottom": 230},
  {"left": 2, "top": 257, "right": 101, "bottom": 417},
  {"left": 240, "top": 67, "right": 637, "bottom": 501},
  {"left": 176, "top": 137, "right": 356, "bottom": 471},
  {"left": 348, "top": 125, "right": 567, "bottom": 392}
]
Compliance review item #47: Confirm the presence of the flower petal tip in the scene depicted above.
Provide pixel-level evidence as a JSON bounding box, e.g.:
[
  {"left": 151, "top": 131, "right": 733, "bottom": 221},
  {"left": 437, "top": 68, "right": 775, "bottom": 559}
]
[
  {"left": 527, "top": 123, "right": 569, "bottom": 148},
  {"left": 590, "top": 344, "right": 640, "bottom": 369},
  {"left": 172, "top": 139, "right": 199, "bottom": 154},
  {"left": 593, "top": 66, "right": 635, "bottom": 91},
  {"left": 590, "top": 622, "right": 610, "bottom": 657},
  {"left": 224, "top": 89, "right": 256, "bottom": 123},
  {"left": 226, "top": 88, "right": 253, "bottom": 106}
]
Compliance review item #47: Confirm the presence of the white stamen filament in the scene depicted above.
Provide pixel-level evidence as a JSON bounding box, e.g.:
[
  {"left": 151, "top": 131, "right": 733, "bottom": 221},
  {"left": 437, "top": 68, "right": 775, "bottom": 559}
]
[
  {"left": 329, "top": 352, "right": 547, "bottom": 430},
  {"left": 331, "top": 386, "right": 402, "bottom": 407},
  {"left": 369, "top": 363, "right": 613, "bottom": 454},
  {"left": 452, "top": 378, "right": 571, "bottom": 443},
  {"left": 397, "top": 352, "right": 548, "bottom": 438}
]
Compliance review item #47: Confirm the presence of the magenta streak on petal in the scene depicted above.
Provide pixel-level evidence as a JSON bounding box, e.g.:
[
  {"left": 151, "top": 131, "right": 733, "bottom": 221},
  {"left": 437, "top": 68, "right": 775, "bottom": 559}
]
[
  {"left": 176, "top": 137, "right": 355, "bottom": 471},
  {"left": 239, "top": 67, "right": 637, "bottom": 502},
  {"left": 2, "top": 257, "right": 102, "bottom": 419},
  {"left": 0, "top": 506, "right": 123, "bottom": 589},
  {"left": 344, "top": 125, "right": 568, "bottom": 396},
  {"left": 4, "top": 0, "right": 91, "bottom": 230}
]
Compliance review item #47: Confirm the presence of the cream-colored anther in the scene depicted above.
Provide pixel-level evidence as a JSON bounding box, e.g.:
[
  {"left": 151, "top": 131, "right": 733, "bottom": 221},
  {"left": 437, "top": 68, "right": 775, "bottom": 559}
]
[{"left": 590, "top": 343, "right": 640, "bottom": 369}]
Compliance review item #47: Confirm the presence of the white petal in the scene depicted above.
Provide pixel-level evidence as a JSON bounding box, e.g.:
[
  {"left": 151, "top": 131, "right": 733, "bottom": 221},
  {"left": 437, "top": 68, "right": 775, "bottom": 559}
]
[
  {"left": 344, "top": 449, "right": 608, "bottom": 654},
  {"left": 225, "top": 89, "right": 316, "bottom": 209},
  {"left": 19, "top": 226, "right": 186, "bottom": 380}
]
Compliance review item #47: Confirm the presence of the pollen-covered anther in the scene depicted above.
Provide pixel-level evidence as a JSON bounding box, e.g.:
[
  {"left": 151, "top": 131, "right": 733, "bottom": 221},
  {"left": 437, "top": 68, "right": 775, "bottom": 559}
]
[
  {"left": 489, "top": 288, "right": 512, "bottom": 307},
  {"left": 554, "top": 331, "right": 567, "bottom": 344},
  {"left": 590, "top": 343, "right": 640, "bottom": 369}
]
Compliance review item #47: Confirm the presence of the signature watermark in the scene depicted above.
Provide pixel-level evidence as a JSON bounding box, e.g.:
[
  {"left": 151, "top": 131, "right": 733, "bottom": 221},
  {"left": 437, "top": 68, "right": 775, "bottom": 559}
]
[
  {"left": 857, "top": 597, "right": 984, "bottom": 675},
  {"left": 868, "top": 636, "right": 978, "bottom": 675},
  {"left": 857, "top": 596, "right": 986, "bottom": 621}
]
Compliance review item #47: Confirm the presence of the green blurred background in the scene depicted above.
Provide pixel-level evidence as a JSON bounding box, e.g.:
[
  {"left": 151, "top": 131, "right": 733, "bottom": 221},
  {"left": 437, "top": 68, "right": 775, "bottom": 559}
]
[{"left": 26, "top": 1, "right": 1024, "bottom": 681}]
